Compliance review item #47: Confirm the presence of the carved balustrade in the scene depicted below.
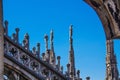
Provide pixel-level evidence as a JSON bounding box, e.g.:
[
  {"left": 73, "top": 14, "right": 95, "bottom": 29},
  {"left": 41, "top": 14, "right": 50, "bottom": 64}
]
[{"left": 4, "top": 35, "right": 67, "bottom": 80}]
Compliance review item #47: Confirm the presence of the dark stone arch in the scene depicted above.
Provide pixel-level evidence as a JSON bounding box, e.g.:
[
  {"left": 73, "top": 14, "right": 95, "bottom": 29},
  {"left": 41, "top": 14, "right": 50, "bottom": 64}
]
[
  {"left": 4, "top": 67, "right": 16, "bottom": 80},
  {"left": 84, "top": 0, "right": 120, "bottom": 40},
  {"left": 4, "top": 63, "right": 30, "bottom": 80}
]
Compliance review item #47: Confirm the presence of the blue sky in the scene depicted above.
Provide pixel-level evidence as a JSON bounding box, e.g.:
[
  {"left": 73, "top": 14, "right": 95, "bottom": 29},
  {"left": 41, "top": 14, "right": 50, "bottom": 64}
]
[{"left": 3, "top": 0, "right": 120, "bottom": 80}]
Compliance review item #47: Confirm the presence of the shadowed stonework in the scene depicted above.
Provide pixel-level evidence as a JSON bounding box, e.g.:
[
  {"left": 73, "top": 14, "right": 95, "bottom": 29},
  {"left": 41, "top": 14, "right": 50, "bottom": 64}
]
[
  {"left": 85, "top": 0, "right": 120, "bottom": 39},
  {"left": 85, "top": 0, "right": 120, "bottom": 80}
]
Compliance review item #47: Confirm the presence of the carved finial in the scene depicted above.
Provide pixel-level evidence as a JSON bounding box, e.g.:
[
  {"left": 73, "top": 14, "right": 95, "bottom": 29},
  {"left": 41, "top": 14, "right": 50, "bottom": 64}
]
[
  {"left": 44, "top": 34, "right": 48, "bottom": 51},
  {"left": 23, "top": 33, "right": 29, "bottom": 50},
  {"left": 50, "top": 29, "right": 53, "bottom": 41},
  {"left": 37, "top": 43, "right": 40, "bottom": 48},
  {"left": 12, "top": 28, "right": 20, "bottom": 43},
  {"left": 50, "top": 29, "right": 56, "bottom": 66},
  {"left": 67, "top": 63, "right": 70, "bottom": 67},
  {"left": 4, "top": 20, "right": 8, "bottom": 35},
  {"left": 86, "top": 77, "right": 90, "bottom": 80},
  {"left": 15, "top": 28, "right": 20, "bottom": 43},
  {"left": 15, "top": 28, "right": 20, "bottom": 33},
  {"left": 77, "top": 70, "right": 80, "bottom": 78},
  {"left": 37, "top": 43, "right": 40, "bottom": 58},
  {"left": 32, "top": 47, "right": 36, "bottom": 55},
  {"left": 25, "top": 33, "right": 29, "bottom": 39},
  {"left": 57, "top": 56, "right": 60, "bottom": 60},
  {"left": 50, "top": 29, "right": 54, "bottom": 51}
]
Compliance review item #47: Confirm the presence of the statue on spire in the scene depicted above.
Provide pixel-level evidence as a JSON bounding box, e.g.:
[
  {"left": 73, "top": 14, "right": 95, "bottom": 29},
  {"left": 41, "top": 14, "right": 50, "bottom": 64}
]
[
  {"left": 69, "top": 25, "right": 73, "bottom": 50},
  {"left": 44, "top": 34, "right": 48, "bottom": 51},
  {"left": 50, "top": 30, "right": 53, "bottom": 41},
  {"left": 50, "top": 29, "right": 54, "bottom": 51},
  {"left": 23, "top": 33, "right": 29, "bottom": 50},
  {"left": 69, "top": 24, "right": 76, "bottom": 79},
  {"left": 50, "top": 30, "right": 56, "bottom": 65}
]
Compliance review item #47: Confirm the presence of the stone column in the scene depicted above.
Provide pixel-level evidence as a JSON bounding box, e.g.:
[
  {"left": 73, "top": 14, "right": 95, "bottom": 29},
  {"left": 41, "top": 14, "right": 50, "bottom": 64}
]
[
  {"left": 67, "top": 63, "right": 70, "bottom": 77},
  {"left": 4, "top": 20, "right": 8, "bottom": 35},
  {"left": 0, "top": 0, "right": 4, "bottom": 80},
  {"left": 106, "top": 39, "right": 119, "bottom": 80}
]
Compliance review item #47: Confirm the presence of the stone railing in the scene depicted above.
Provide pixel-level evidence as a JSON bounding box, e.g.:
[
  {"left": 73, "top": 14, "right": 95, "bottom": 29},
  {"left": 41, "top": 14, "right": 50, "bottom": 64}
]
[
  {"left": 4, "top": 35, "right": 67, "bottom": 80},
  {"left": 3, "top": 20, "right": 68, "bottom": 80}
]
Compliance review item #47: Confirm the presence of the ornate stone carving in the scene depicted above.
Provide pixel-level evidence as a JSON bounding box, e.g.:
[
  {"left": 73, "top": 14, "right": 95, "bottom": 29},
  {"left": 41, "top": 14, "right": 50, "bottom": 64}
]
[
  {"left": 85, "top": 0, "right": 120, "bottom": 39},
  {"left": 3, "top": 24, "right": 81, "bottom": 80},
  {"left": 23, "top": 33, "right": 29, "bottom": 50}
]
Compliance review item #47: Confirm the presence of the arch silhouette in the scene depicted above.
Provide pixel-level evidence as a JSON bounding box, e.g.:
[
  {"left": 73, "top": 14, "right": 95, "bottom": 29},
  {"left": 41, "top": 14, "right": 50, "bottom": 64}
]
[
  {"left": 84, "top": 0, "right": 120, "bottom": 80},
  {"left": 84, "top": 0, "right": 120, "bottom": 40}
]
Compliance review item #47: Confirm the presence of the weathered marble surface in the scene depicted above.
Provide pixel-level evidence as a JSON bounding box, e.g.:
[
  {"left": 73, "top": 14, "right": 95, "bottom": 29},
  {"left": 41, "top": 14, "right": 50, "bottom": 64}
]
[{"left": 85, "top": 0, "right": 120, "bottom": 39}]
